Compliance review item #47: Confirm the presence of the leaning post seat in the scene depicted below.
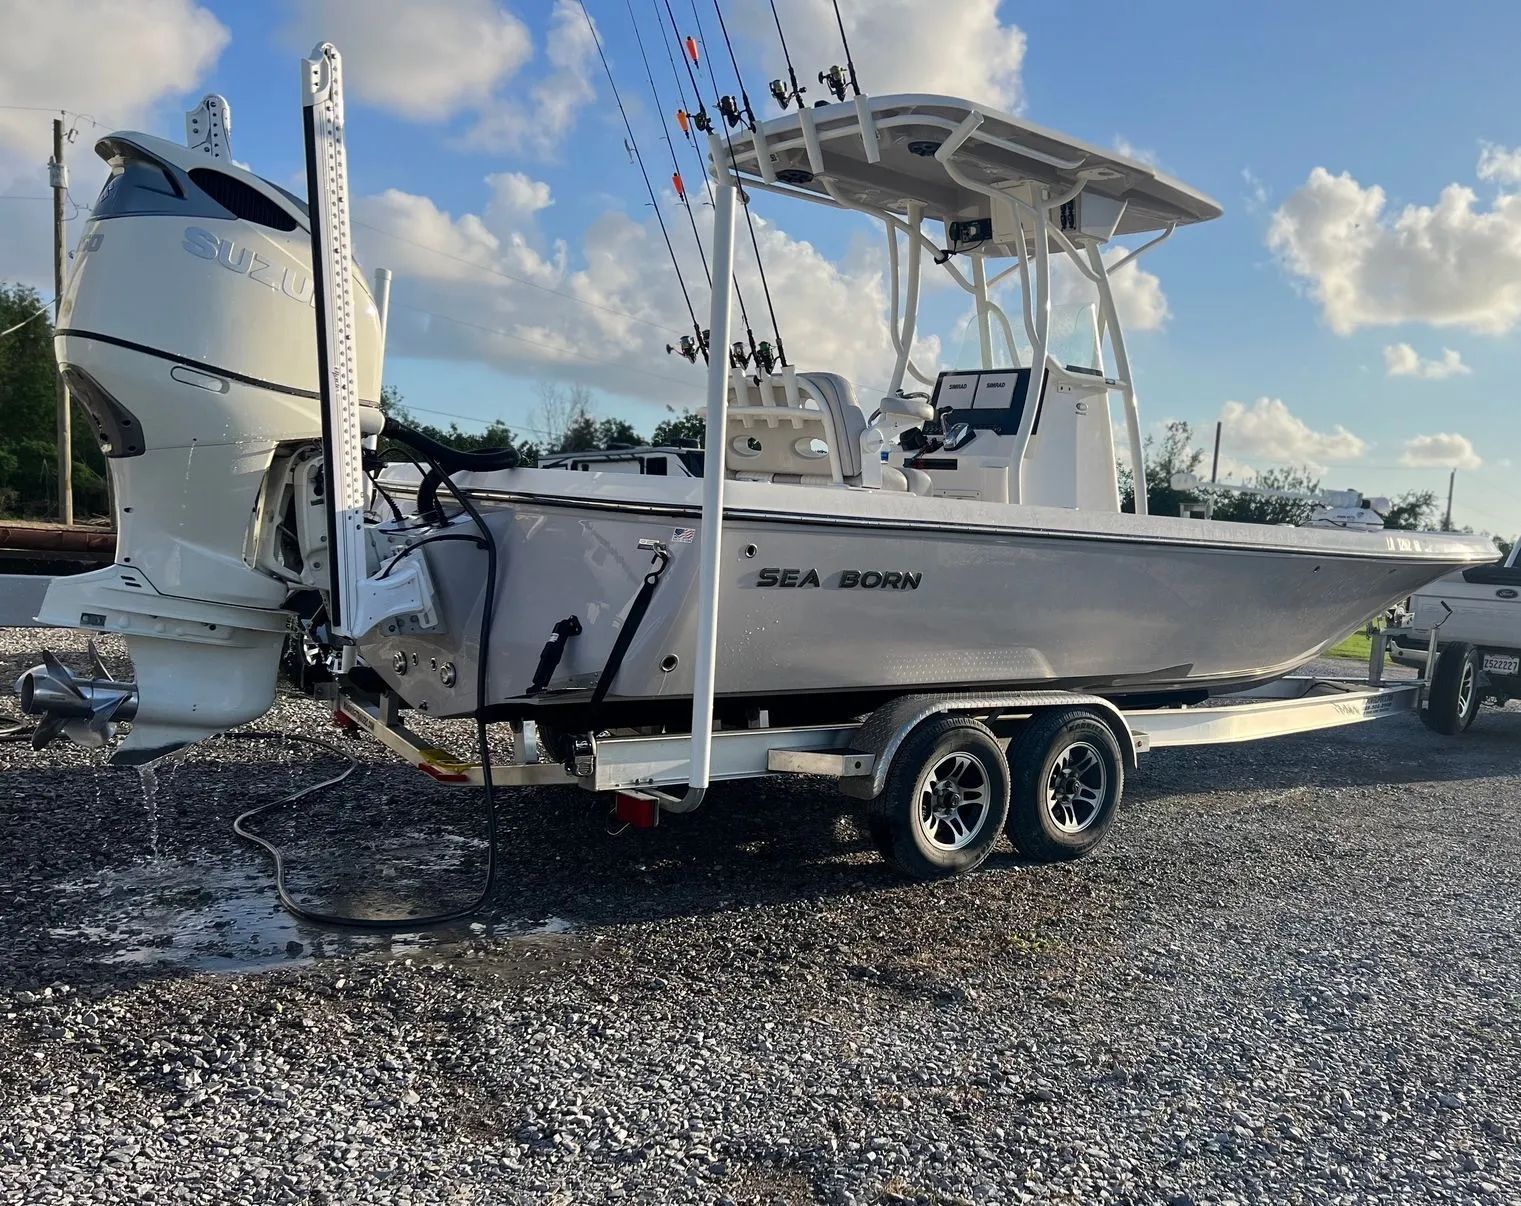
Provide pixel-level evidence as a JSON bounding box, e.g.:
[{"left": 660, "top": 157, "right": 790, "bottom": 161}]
[{"left": 724, "top": 366, "right": 893, "bottom": 488}]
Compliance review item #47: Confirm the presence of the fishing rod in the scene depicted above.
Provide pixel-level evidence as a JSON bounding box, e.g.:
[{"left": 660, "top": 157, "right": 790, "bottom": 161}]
[
  {"left": 686, "top": 0, "right": 788, "bottom": 370},
  {"left": 576, "top": 0, "right": 709, "bottom": 365},
  {"left": 765, "top": 0, "right": 805, "bottom": 110},
  {"left": 825, "top": 0, "right": 861, "bottom": 99}
]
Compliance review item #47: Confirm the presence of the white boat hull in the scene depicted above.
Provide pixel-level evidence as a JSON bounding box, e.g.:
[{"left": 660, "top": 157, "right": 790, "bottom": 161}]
[{"left": 359, "top": 471, "right": 1493, "bottom": 726}]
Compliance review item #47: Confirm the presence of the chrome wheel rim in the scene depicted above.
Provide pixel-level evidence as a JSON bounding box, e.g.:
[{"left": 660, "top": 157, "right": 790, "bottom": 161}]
[
  {"left": 1459, "top": 661, "right": 1477, "bottom": 717},
  {"left": 916, "top": 751, "right": 991, "bottom": 851},
  {"left": 1045, "top": 741, "right": 1107, "bottom": 834}
]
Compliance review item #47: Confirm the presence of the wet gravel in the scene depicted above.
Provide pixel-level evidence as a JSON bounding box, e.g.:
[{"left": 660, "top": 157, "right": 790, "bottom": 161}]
[{"left": 2, "top": 626, "right": 1519, "bottom": 1204}]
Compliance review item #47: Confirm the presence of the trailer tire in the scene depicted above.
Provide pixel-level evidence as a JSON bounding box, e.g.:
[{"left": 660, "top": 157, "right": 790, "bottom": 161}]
[
  {"left": 868, "top": 716, "right": 1009, "bottom": 880},
  {"left": 1423, "top": 642, "right": 1482, "bottom": 735},
  {"left": 1006, "top": 709, "right": 1124, "bottom": 862}
]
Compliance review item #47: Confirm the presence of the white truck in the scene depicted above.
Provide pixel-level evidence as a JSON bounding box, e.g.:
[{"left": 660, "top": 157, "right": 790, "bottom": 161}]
[{"left": 1387, "top": 538, "right": 1521, "bottom": 732}]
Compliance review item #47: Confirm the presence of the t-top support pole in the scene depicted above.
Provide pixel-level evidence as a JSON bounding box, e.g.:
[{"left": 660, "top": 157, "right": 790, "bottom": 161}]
[{"left": 667, "top": 140, "right": 738, "bottom": 812}]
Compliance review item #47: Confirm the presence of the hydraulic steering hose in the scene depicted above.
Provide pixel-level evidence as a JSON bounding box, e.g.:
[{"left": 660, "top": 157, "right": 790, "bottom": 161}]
[{"left": 235, "top": 433, "right": 502, "bottom": 930}]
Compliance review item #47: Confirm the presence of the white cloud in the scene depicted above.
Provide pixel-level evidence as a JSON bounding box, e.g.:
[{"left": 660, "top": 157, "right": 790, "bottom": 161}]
[
  {"left": 1477, "top": 141, "right": 1521, "bottom": 185},
  {"left": 355, "top": 183, "right": 942, "bottom": 414},
  {"left": 1112, "top": 137, "right": 1159, "bottom": 169},
  {"left": 456, "top": 0, "right": 598, "bottom": 156},
  {"left": 1051, "top": 245, "right": 1169, "bottom": 333},
  {"left": 1382, "top": 342, "right": 1471, "bottom": 379},
  {"left": 1218, "top": 397, "right": 1367, "bottom": 467},
  {"left": 280, "top": 0, "right": 531, "bottom": 123},
  {"left": 1401, "top": 432, "right": 1482, "bottom": 470},
  {"left": 1267, "top": 165, "right": 1521, "bottom": 335},
  {"left": 740, "top": 0, "right": 1027, "bottom": 112},
  {"left": 1241, "top": 167, "right": 1268, "bottom": 214},
  {"left": 0, "top": 0, "right": 229, "bottom": 288}
]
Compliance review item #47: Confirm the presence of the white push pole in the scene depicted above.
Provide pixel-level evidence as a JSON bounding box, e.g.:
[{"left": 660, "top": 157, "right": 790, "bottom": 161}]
[
  {"left": 302, "top": 42, "right": 368, "bottom": 637},
  {"left": 685, "top": 160, "right": 739, "bottom": 796}
]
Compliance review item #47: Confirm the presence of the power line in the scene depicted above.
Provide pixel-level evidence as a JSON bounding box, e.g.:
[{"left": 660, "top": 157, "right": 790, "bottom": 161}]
[{"left": 577, "top": 0, "right": 709, "bottom": 363}]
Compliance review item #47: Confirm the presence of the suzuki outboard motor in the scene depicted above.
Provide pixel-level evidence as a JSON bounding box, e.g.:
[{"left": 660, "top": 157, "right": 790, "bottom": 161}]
[{"left": 18, "top": 97, "right": 384, "bottom": 763}]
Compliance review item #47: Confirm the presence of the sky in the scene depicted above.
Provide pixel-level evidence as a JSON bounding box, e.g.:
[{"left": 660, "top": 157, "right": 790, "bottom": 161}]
[{"left": 1, "top": 0, "right": 1517, "bottom": 537}]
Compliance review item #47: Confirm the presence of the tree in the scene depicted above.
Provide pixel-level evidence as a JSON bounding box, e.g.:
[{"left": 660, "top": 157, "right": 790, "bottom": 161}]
[
  {"left": 1120, "top": 420, "right": 1203, "bottom": 517},
  {"left": 652, "top": 409, "right": 705, "bottom": 446},
  {"left": 534, "top": 381, "right": 595, "bottom": 451},
  {"left": 1381, "top": 490, "right": 1439, "bottom": 532},
  {"left": 0, "top": 281, "right": 109, "bottom": 519},
  {"left": 596, "top": 417, "right": 644, "bottom": 448},
  {"left": 1494, "top": 534, "right": 1513, "bottom": 558},
  {"left": 378, "top": 385, "right": 539, "bottom": 465},
  {"left": 1211, "top": 466, "right": 1320, "bottom": 526},
  {"left": 559, "top": 411, "right": 600, "bottom": 453}
]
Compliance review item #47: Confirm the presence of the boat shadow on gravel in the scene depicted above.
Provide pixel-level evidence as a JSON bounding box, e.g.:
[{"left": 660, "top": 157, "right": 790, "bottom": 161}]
[{"left": 2, "top": 699, "right": 1518, "bottom": 990}]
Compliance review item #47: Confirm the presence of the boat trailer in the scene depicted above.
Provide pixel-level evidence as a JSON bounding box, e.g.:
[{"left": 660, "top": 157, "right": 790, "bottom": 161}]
[{"left": 320, "top": 625, "right": 1455, "bottom": 878}]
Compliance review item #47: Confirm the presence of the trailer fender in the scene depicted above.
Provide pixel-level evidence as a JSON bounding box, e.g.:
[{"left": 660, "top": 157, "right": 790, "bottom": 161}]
[{"left": 840, "top": 691, "right": 1137, "bottom": 801}]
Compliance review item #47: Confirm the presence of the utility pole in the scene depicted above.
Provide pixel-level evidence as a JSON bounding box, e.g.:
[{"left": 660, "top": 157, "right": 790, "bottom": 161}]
[
  {"left": 1443, "top": 467, "right": 1456, "bottom": 531},
  {"left": 49, "top": 117, "right": 73, "bottom": 526},
  {"left": 1210, "top": 421, "right": 1222, "bottom": 483}
]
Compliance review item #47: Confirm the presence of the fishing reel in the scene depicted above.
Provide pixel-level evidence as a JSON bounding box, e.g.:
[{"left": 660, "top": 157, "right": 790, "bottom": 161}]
[
  {"left": 768, "top": 78, "right": 804, "bottom": 110},
  {"left": 676, "top": 107, "right": 712, "bottom": 136},
  {"left": 753, "top": 341, "right": 778, "bottom": 375},
  {"left": 666, "top": 330, "right": 709, "bottom": 364},
  {"left": 717, "top": 95, "right": 746, "bottom": 129},
  {"left": 819, "top": 65, "right": 849, "bottom": 102},
  {"left": 729, "top": 341, "right": 749, "bottom": 369}
]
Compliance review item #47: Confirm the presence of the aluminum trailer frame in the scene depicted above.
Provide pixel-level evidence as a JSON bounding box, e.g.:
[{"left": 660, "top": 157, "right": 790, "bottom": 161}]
[{"left": 331, "top": 629, "right": 1431, "bottom": 796}]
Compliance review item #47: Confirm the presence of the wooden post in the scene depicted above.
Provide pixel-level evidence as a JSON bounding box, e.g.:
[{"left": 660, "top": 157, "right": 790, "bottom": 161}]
[{"left": 50, "top": 117, "right": 73, "bottom": 525}]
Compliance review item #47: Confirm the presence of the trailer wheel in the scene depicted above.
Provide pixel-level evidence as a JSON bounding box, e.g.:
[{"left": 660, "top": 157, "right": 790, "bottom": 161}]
[
  {"left": 868, "top": 716, "right": 1009, "bottom": 880},
  {"left": 1423, "top": 642, "right": 1482, "bottom": 734},
  {"left": 1006, "top": 709, "right": 1123, "bottom": 862}
]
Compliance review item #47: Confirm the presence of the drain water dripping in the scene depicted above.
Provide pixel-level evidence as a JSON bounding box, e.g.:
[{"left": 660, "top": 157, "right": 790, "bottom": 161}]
[{"left": 137, "top": 763, "right": 160, "bottom": 857}]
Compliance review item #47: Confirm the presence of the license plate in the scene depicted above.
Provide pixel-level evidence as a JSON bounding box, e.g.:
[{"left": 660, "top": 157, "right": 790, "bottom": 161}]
[{"left": 1482, "top": 653, "right": 1520, "bottom": 675}]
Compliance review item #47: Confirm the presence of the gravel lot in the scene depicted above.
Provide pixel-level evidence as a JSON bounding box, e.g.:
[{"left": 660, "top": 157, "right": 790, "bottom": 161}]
[{"left": 2, "top": 626, "right": 1519, "bottom": 1204}]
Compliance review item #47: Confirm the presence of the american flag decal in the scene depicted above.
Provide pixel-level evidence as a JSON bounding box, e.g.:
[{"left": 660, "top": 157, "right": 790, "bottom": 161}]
[{"left": 673, "top": 527, "right": 696, "bottom": 543}]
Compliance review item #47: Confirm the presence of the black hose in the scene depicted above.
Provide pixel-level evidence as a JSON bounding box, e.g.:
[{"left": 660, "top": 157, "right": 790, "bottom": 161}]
[
  {"left": 1, "top": 712, "right": 33, "bottom": 742},
  {"left": 236, "top": 438, "right": 502, "bottom": 931}
]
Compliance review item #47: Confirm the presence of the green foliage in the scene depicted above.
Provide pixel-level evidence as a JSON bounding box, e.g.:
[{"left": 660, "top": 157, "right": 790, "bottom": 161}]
[
  {"left": 651, "top": 409, "right": 705, "bottom": 447},
  {"left": 596, "top": 418, "right": 644, "bottom": 449},
  {"left": 1381, "top": 490, "right": 1440, "bottom": 532},
  {"left": 1119, "top": 420, "right": 1204, "bottom": 517},
  {"left": 0, "top": 281, "right": 109, "bottom": 518},
  {"left": 1211, "top": 466, "right": 1320, "bottom": 526},
  {"left": 379, "top": 384, "right": 541, "bottom": 466}
]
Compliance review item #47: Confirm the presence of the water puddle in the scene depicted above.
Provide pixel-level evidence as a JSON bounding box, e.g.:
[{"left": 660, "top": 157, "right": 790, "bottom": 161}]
[{"left": 47, "top": 849, "right": 578, "bottom": 977}]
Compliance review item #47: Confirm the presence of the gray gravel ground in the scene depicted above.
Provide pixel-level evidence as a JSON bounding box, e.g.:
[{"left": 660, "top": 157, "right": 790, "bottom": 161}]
[{"left": 2, "top": 626, "right": 1519, "bottom": 1204}]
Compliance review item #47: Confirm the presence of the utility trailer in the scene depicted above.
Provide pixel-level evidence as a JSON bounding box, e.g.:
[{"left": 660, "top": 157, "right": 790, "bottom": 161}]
[{"left": 327, "top": 628, "right": 1441, "bottom": 880}]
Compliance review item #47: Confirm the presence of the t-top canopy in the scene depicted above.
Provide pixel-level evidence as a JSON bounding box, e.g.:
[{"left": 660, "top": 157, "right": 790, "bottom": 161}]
[{"left": 723, "top": 94, "right": 1222, "bottom": 251}]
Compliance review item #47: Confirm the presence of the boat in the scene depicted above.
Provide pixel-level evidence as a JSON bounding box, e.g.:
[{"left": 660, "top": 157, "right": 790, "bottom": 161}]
[{"left": 15, "top": 53, "right": 1494, "bottom": 766}]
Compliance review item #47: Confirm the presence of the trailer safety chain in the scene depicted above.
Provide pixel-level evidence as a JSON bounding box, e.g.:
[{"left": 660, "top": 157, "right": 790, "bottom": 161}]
[{"left": 591, "top": 542, "right": 673, "bottom": 705}]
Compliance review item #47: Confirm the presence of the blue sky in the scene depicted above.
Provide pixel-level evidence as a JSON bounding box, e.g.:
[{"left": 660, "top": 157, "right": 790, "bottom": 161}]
[{"left": 2, "top": 1, "right": 1517, "bottom": 535}]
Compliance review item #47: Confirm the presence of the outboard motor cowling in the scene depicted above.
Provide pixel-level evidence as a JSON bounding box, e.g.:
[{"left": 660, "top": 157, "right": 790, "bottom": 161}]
[{"left": 26, "top": 122, "right": 385, "bottom": 763}]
